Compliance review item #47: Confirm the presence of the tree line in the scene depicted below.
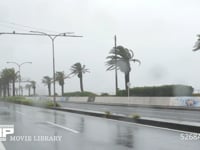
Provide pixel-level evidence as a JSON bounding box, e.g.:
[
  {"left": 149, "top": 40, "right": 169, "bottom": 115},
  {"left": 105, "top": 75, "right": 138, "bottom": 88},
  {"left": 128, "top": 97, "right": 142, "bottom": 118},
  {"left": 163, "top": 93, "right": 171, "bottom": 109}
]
[
  {"left": 0, "top": 68, "right": 36, "bottom": 97},
  {"left": 42, "top": 62, "right": 89, "bottom": 96},
  {"left": 42, "top": 45, "right": 140, "bottom": 96},
  {"left": 1, "top": 45, "right": 140, "bottom": 97}
]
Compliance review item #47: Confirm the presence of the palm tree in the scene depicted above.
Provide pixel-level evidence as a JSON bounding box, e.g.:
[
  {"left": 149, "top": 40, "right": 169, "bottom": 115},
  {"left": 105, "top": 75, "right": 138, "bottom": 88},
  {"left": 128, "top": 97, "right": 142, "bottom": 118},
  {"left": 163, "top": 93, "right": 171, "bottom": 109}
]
[
  {"left": 25, "top": 84, "right": 31, "bottom": 96},
  {"left": 1, "top": 69, "right": 9, "bottom": 97},
  {"left": 1, "top": 68, "right": 17, "bottom": 96},
  {"left": 106, "top": 46, "right": 141, "bottom": 91},
  {"left": 0, "top": 78, "right": 3, "bottom": 97},
  {"left": 30, "top": 81, "right": 36, "bottom": 96},
  {"left": 55, "top": 72, "right": 66, "bottom": 96},
  {"left": 7, "top": 68, "right": 17, "bottom": 96},
  {"left": 193, "top": 35, "right": 200, "bottom": 51},
  {"left": 70, "top": 63, "right": 89, "bottom": 92},
  {"left": 42, "top": 76, "right": 52, "bottom": 96}
]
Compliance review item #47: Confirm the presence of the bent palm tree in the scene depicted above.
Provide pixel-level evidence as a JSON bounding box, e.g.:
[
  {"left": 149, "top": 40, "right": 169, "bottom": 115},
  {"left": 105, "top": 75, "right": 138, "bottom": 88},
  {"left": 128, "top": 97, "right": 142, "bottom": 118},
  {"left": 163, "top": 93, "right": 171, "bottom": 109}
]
[
  {"left": 1, "top": 69, "right": 10, "bottom": 97},
  {"left": 42, "top": 76, "right": 52, "bottom": 96},
  {"left": 30, "top": 81, "right": 36, "bottom": 96},
  {"left": 193, "top": 35, "right": 200, "bottom": 51},
  {"left": 1, "top": 68, "right": 17, "bottom": 97},
  {"left": 8, "top": 68, "right": 17, "bottom": 96},
  {"left": 70, "top": 63, "right": 89, "bottom": 92},
  {"left": 55, "top": 72, "right": 66, "bottom": 96},
  {"left": 25, "top": 84, "right": 31, "bottom": 96},
  {"left": 106, "top": 46, "right": 141, "bottom": 91}
]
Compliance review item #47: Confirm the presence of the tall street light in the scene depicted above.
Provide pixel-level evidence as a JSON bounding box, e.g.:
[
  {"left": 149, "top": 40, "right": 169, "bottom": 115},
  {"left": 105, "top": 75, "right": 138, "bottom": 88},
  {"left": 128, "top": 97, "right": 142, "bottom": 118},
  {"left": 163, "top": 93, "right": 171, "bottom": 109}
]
[
  {"left": 6, "top": 61, "right": 32, "bottom": 96},
  {"left": 30, "top": 31, "right": 82, "bottom": 107},
  {"left": 114, "top": 35, "right": 118, "bottom": 95}
]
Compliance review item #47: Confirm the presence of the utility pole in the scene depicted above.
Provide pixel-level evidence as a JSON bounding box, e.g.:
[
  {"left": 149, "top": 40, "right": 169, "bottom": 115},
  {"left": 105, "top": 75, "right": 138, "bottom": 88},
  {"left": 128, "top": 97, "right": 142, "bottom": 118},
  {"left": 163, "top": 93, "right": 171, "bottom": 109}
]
[{"left": 114, "top": 35, "right": 118, "bottom": 95}]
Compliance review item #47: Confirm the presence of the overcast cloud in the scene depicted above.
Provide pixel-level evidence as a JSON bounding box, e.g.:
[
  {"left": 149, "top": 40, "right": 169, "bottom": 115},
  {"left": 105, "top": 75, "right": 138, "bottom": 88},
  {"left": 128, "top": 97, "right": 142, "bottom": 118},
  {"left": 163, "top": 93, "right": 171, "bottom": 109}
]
[{"left": 0, "top": 0, "right": 200, "bottom": 95}]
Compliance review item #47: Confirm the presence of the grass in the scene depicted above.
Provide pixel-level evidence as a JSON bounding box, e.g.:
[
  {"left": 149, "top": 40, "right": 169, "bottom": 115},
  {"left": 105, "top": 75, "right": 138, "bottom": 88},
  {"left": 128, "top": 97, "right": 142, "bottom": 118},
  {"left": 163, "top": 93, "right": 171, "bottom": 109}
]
[
  {"left": 130, "top": 114, "right": 141, "bottom": 119},
  {"left": 1, "top": 96, "right": 60, "bottom": 108},
  {"left": 104, "top": 111, "right": 112, "bottom": 118}
]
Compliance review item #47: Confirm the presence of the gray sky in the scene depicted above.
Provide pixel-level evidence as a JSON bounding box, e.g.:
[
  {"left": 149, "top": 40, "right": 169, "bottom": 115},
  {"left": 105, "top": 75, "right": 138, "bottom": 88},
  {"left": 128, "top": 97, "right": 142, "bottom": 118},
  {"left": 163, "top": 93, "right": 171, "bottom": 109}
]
[{"left": 0, "top": 0, "right": 200, "bottom": 95}]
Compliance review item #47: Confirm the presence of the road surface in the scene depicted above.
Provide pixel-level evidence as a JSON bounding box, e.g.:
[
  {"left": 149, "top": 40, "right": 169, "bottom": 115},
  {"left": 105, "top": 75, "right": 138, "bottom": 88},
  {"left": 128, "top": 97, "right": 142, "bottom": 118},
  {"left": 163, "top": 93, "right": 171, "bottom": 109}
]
[
  {"left": 0, "top": 102, "right": 199, "bottom": 150},
  {"left": 58, "top": 102, "right": 200, "bottom": 122}
]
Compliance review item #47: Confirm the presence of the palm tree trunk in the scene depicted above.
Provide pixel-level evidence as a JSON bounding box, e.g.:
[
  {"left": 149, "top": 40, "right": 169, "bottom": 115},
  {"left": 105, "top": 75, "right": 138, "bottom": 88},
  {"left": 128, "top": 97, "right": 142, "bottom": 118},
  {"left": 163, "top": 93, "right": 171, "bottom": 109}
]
[
  {"left": 125, "top": 73, "right": 130, "bottom": 91},
  {"left": 33, "top": 88, "right": 36, "bottom": 96},
  {"left": 12, "top": 80, "right": 15, "bottom": 96},
  {"left": 7, "top": 83, "right": 10, "bottom": 97},
  {"left": 3, "top": 84, "right": 6, "bottom": 97},
  {"left": 61, "top": 85, "right": 64, "bottom": 96},
  {"left": 48, "top": 84, "right": 51, "bottom": 96},
  {"left": 21, "top": 88, "right": 23, "bottom": 96},
  {"left": 28, "top": 88, "right": 30, "bottom": 96},
  {"left": 80, "top": 76, "right": 84, "bottom": 92},
  {"left": 0, "top": 84, "right": 2, "bottom": 97}
]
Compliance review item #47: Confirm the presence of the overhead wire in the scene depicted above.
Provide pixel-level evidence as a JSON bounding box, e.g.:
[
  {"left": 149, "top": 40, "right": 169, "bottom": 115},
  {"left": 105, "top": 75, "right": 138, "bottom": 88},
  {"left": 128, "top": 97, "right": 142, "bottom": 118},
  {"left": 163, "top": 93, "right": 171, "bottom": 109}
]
[{"left": 0, "top": 20, "right": 59, "bottom": 34}]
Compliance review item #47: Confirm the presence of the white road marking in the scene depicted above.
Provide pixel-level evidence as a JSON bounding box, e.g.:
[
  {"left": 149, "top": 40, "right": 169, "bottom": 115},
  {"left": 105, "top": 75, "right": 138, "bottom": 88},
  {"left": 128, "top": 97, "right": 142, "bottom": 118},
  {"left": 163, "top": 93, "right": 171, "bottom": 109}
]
[
  {"left": 0, "top": 142, "right": 6, "bottom": 150},
  {"left": 45, "top": 121, "right": 79, "bottom": 134}
]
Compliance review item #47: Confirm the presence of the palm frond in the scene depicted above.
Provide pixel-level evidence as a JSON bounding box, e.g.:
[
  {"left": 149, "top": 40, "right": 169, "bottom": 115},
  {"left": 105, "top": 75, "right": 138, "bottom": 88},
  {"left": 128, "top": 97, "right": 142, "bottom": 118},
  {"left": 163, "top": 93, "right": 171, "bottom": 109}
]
[
  {"left": 106, "top": 45, "right": 140, "bottom": 73},
  {"left": 132, "top": 59, "right": 141, "bottom": 65},
  {"left": 193, "top": 35, "right": 200, "bottom": 51},
  {"left": 70, "top": 62, "right": 89, "bottom": 77}
]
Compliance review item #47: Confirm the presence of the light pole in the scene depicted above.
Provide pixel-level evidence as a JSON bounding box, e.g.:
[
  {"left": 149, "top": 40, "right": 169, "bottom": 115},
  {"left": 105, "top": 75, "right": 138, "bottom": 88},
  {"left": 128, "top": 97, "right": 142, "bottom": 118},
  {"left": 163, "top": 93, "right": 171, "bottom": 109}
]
[
  {"left": 30, "top": 31, "right": 82, "bottom": 107},
  {"left": 114, "top": 35, "right": 118, "bottom": 95},
  {"left": 6, "top": 61, "right": 32, "bottom": 96}
]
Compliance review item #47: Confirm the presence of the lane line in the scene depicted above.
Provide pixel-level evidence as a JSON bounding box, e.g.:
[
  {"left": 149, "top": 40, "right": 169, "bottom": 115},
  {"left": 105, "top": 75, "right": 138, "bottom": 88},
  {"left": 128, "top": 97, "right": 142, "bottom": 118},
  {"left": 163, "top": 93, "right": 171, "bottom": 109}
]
[
  {"left": 0, "top": 142, "right": 6, "bottom": 150},
  {"left": 45, "top": 121, "right": 79, "bottom": 134}
]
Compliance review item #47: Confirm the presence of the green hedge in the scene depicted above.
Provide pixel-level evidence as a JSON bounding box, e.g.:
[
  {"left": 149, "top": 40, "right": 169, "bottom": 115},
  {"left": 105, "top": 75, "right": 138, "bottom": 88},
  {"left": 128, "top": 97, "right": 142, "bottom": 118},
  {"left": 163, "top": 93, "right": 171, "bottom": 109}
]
[
  {"left": 63, "top": 91, "right": 97, "bottom": 97},
  {"left": 117, "top": 85, "right": 193, "bottom": 97}
]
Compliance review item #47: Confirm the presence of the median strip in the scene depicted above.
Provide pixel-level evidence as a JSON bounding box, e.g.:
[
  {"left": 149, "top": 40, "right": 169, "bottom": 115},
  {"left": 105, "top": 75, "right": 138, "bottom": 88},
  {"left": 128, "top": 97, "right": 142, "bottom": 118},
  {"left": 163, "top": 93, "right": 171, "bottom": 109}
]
[{"left": 52, "top": 107, "right": 200, "bottom": 133}]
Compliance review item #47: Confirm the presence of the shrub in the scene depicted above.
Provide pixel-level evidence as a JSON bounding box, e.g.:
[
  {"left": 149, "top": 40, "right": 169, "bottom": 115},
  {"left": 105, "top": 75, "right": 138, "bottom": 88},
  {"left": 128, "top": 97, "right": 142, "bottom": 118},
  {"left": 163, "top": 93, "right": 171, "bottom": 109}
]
[
  {"left": 1, "top": 96, "right": 60, "bottom": 108},
  {"left": 130, "top": 114, "right": 140, "bottom": 119},
  {"left": 104, "top": 111, "right": 112, "bottom": 118},
  {"left": 44, "top": 101, "right": 60, "bottom": 108},
  {"left": 63, "top": 91, "right": 97, "bottom": 97},
  {"left": 100, "top": 93, "right": 110, "bottom": 96},
  {"left": 117, "top": 84, "right": 193, "bottom": 97}
]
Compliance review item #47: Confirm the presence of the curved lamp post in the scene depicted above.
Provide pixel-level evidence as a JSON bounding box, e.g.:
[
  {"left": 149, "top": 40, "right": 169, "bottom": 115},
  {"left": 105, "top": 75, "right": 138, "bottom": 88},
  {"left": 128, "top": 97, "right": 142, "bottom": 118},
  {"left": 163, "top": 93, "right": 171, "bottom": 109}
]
[{"left": 30, "top": 31, "right": 82, "bottom": 107}]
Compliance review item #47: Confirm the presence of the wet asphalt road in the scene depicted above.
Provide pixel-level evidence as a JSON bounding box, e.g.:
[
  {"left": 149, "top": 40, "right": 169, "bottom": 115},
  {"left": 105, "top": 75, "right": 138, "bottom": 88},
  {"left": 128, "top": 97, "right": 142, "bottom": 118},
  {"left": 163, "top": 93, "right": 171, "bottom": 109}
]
[
  {"left": 59, "top": 102, "right": 200, "bottom": 122},
  {"left": 0, "top": 102, "right": 199, "bottom": 150}
]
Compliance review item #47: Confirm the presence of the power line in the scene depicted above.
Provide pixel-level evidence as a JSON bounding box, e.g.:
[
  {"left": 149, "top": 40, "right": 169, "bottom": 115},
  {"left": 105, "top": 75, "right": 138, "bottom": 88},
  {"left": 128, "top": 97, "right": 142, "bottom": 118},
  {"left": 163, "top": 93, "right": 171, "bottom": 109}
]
[
  {"left": 0, "top": 20, "right": 59, "bottom": 34},
  {"left": 0, "top": 22, "right": 29, "bottom": 32}
]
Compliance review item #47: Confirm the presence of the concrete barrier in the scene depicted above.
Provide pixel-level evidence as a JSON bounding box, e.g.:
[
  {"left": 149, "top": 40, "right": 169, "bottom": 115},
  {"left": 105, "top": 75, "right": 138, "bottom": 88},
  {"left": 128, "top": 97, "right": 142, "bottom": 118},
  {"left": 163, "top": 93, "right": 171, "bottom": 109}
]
[
  {"left": 26, "top": 96, "right": 200, "bottom": 107},
  {"left": 68, "top": 97, "right": 88, "bottom": 103},
  {"left": 95, "top": 97, "right": 171, "bottom": 106}
]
